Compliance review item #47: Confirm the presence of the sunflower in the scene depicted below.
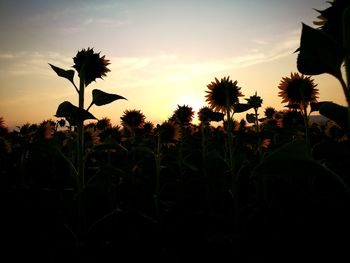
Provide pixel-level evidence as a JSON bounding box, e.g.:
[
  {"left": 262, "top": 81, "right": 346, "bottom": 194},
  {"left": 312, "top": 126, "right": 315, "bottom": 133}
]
[
  {"left": 205, "top": 77, "right": 244, "bottom": 113},
  {"left": 84, "top": 127, "right": 100, "bottom": 145},
  {"left": 313, "top": 0, "right": 350, "bottom": 43},
  {"left": 278, "top": 72, "right": 319, "bottom": 109},
  {"left": 96, "top": 117, "right": 112, "bottom": 131},
  {"left": 264, "top": 107, "right": 276, "bottom": 119},
  {"left": 143, "top": 121, "right": 154, "bottom": 134},
  {"left": 172, "top": 104, "right": 195, "bottom": 125},
  {"left": 73, "top": 47, "right": 110, "bottom": 86},
  {"left": 155, "top": 120, "right": 181, "bottom": 147},
  {"left": 120, "top": 109, "right": 145, "bottom": 130},
  {"left": 198, "top": 106, "right": 224, "bottom": 123},
  {"left": 245, "top": 92, "right": 263, "bottom": 109},
  {"left": 0, "top": 117, "right": 8, "bottom": 136}
]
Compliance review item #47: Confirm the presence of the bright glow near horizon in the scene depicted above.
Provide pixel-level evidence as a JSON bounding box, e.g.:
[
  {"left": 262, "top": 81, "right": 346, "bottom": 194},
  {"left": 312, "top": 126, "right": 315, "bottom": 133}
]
[{"left": 0, "top": 0, "right": 346, "bottom": 129}]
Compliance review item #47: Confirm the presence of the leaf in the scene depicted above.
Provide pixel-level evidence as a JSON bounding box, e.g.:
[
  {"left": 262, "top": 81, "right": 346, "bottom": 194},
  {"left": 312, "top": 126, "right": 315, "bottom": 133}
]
[
  {"left": 319, "top": 102, "right": 349, "bottom": 130},
  {"left": 297, "top": 23, "right": 344, "bottom": 78},
  {"left": 55, "top": 101, "right": 96, "bottom": 124},
  {"left": 246, "top": 113, "right": 256, "bottom": 124},
  {"left": 49, "top": 64, "right": 75, "bottom": 84},
  {"left": 234, "top": 103, "right": 253, "bottom": 113},
  {"left": 310, "top": 101, "right": 332, "bottom": 113},
  {"left": 92, "top": 89, "right": 127, "bottom": 106}
]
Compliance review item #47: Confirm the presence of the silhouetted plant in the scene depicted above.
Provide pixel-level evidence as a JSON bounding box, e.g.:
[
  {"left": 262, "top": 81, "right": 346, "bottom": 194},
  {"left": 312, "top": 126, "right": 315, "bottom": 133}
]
[
  {"left": 171, "top": 104, "right": 195, "bottom": 125},
  {"left": 264, "top": 107, "right": 276, "bottom": 120},
  {"left": 49, "top": 47, "right": 126, "bottom": 243},
  {"left": 245, "top": 92, "right": 263, "bottom": 133},
  {"left": 297, "top": 0, "right": 350, "bottom": 135},
  {"left": 278, "top": 72, "right": 319, "bottom": 141}
]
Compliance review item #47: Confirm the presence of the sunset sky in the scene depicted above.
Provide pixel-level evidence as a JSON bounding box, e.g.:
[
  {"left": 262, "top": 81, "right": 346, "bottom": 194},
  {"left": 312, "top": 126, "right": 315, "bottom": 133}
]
[{"left": 0, "top": 0, "right": 346, "bottom": 129}]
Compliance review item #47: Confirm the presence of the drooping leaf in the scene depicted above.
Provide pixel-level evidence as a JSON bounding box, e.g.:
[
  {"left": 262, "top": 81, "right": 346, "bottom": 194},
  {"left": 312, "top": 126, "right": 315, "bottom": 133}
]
[
  {"left": 234, "top": 103, "right": 253, "bottom": 113},
  {"left": 319, "top": 102, "right": 349, "bottom": 130},
  {"left": 92, "top": 89, "right": 127, "bottom": 106},
  {"left": 297, "top": 23, "right": 344, "bottom": 78},
  {"left": 49, "top": 64, "right": 75, "bottom": 85},
  {"left": 55, "top": 101, "right": 96, "bottom": 125},
  {"left": 246, "top": 113, "right": 256, "bottom": 124},
  {"left": 310, "top": 101, "right": 332, "bottom": 113}
]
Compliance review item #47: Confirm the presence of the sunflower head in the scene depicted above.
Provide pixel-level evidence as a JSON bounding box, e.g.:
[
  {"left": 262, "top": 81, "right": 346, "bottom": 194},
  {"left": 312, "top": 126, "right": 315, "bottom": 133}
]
[
  {"left": 96, "top": 117, "right": 112, "bottom": 131},
  {"left": 198, "top": 106, "right": 224, "bottom": 123},
  {"left": 205, "top": 76, "right": 244, "bottom": 113},
  {"left": 264, "top": 107, "right": 276, "bottom": 119},
  {"left": 172, "top": 104, "right": 195, "bottom": 125},
  {"left": 155, "top": 120, "right": 181, "bottom": 147},
  {"left": 120, "top": 109, "right": 145, "bottom": 129},
  {"left": 313, "top": 0, "right": 350, "bottom": 43},
  {"left": 278, "top": 72, "right": 319, "bottom": 108},
  {"left": 245, "top": 92, "right": 263, "bottom": 109},
  {"left": 99, "top": 125, "right": 122, "bottom": 143},
  {"left": 0, "top": 117, "right": 8, "bottom": 136},
  {"left": 37, "top": 120, "right": 55, "bottom": 140},
  {"left": 143, "top": 121, "right": 154, "bottom": 134},
  {"left": 84, "top": 127, "right": 100, "bottom": 145},
  {"left": 73, "top": 47, "right": 110, "bottom": 86}
]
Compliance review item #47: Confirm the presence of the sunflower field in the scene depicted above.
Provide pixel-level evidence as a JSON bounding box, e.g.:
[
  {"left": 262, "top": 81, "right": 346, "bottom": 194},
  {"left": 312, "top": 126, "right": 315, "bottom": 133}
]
[{"left": 1, "top": 0, "right": 350, "bottom": 262}]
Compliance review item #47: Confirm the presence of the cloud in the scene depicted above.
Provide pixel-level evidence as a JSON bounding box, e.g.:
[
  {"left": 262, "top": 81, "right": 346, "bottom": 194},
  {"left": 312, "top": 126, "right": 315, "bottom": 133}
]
[
  {"left": 0, "top": 29, "right": 299, "bottom": 86},
  {"left": 0, "top": 54, "right": 15, "bottom": 59}
]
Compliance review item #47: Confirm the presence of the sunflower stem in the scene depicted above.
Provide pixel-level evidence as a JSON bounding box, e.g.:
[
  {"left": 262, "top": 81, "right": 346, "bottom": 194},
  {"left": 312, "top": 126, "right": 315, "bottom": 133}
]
[
  {"left": 154, "top": 135, "right": 161, "bottom": 217},
  {"left": 342, "top": 7, "right": 350, "bottom": 135},
  {"left": 225, "top": 99, "right": 238, "bottom": 224},
  {"left": 77, "top": 66, "right": 86, "bottom": 240},
  {"left": 254, "top": 107, "right": 260, "bottom": 133},
  {"left": 338, "top": 76, "right": 350, "bottom": 135}
]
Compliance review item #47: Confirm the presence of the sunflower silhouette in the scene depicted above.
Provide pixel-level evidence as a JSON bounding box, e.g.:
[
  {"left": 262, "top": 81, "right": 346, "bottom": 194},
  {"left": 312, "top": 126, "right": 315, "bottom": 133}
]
[
  {"left": 172, "top": 104, "right": 195, "bottom": 125},
  {"left": 155, "top": 120, "right": 181, "bottom": 147},
  {"left": 264, "top": 107, "right": 276, "bottom": 119},
  {"left": 120, "top": 109, "right": 145, "bottom": 130},
  {"left": 73, "top": 47, "right": 110, "bottom": 86},
  {"left": 205, "top": 77, "right": 244, "bottom": 113},
  {"left": 278, "top": 72, "right": 318, "bottom": 109},
  {"left": 198, "top": 106, "right": 224, "bottom": 123}
]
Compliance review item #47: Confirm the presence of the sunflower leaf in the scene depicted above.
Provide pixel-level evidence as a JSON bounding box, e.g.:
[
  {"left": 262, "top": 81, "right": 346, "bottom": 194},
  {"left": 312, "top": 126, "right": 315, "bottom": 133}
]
[
  {"left": 319, "top": 102, "right": 349, "bottom": 130},
  {"left": 55, "top": 101, "right": 96, "bottom": 125},
  {"left": 297, "top": 23, "right": 344, "bottom": 78},
  {"left": 92, "top": 89, "right": 127, "bottom": 107},
  {"left": 49, "top": 64, "right": 75, "bottom": 85},
  {"left": 246, "top": 113, "right": 256, "bottom": 123},
  {"left": 234, "top": 103, "right": 253, "bottom": 113},
  {"left": 310, "top": 101, "right": 332, "bottom": 113}
]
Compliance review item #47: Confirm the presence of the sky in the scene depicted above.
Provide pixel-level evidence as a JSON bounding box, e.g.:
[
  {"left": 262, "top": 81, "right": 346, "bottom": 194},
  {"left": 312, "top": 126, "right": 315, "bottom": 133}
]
[{"left": 0, "top": 0, "right": 346, "bottom": 129}]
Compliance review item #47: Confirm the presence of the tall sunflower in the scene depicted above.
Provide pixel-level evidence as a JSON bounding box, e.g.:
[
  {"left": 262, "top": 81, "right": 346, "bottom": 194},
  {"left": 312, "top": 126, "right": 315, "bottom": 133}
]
[
  {"left": 73, "top": 47, "right": 110, "bottom": 86},
  {"left": 205, "top": 77, "right": 244, "bottom": 113},
  {"left": 278, "top": 72, "right": 319, "bottom": 109}
]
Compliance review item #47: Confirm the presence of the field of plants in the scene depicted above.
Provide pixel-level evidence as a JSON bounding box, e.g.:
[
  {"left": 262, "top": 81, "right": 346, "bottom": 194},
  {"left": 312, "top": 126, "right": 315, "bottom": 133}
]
[{"left": 1, "top": 1, "right": 350, "bottom": 262}]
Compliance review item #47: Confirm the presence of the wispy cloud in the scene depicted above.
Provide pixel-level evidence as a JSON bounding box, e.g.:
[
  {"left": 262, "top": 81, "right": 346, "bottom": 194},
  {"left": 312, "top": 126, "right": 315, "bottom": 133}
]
[{"left": 0, "top": 29, "right": 299, "bottom": 86}]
